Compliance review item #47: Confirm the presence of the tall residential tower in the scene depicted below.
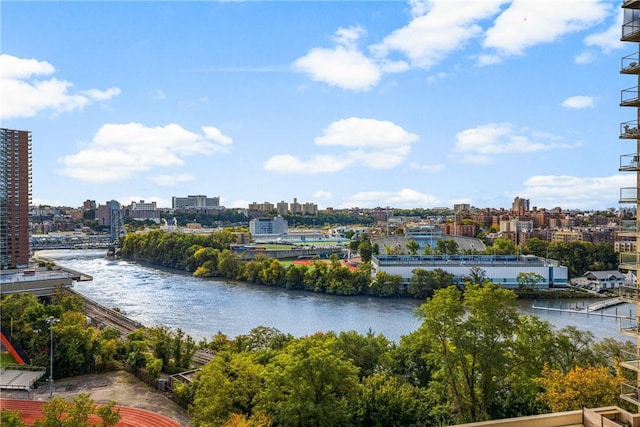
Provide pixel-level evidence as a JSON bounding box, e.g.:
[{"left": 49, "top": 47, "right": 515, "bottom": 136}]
[
  {"left": 619, "top": 0, "right": 640, "bottom": 410},
  {"left": 0, "top": 128, "right": 32, "bottom": 268}
]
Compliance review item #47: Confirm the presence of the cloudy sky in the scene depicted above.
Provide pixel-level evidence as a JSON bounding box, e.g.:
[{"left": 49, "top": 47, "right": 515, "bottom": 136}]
[{"left": 0, "top": 0, "right": 633, "bottom": 210}]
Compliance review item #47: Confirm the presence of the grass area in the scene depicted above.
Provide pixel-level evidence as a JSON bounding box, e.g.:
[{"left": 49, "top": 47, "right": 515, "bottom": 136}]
[{"left": 1, "top": 351, "right": 17, "bottom": 366}]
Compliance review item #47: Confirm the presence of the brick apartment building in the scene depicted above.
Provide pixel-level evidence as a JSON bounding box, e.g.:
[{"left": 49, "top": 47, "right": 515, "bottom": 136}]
[{"left": 1, "top": 128, "right": 32, "bottom": 268}]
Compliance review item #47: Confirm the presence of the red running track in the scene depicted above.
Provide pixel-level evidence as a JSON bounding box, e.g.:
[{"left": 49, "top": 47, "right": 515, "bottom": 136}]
[{"left": 0, "top": 399, "right": 183, "bottom": 426}]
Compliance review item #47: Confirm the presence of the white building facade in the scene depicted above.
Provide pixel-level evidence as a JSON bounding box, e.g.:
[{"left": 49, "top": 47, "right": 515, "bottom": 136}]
[{"left": 371, "top": 254, "right": 569, "bottom": 289}]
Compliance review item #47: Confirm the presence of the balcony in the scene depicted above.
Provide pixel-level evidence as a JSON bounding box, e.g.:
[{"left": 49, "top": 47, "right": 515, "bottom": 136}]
[
  {"left": 621, "top": 87, "right": 640, "bottom": 107},
  {"left": 620, "top": 120, "right": 640, "bottom": 139},
  {"left": 623, "top": 19, "right": 640, "bottom": 41},
  {"left": 620, "top": 153, "right": 640, "bottom": 171},
  {"left": 620, "top": 187, "right": 638, "bottom": 203},
  {"left": 619, "top": 251, "right": 640, "bottom": 270},
  {"left": 620, "top": 219, "right": 638, "bottom": 234},
  {"left": 621, "top": 382, "right": 640, "bottom": 406},
  {"left": 620, "top": 317, "right": 640, "bottom": 338},
  {"left": 620, "top": 284, "right": 640, "bottom": 303},
  {"left": 620, "top": 349, "right": 640, "bottom": 373},
  {"left": 623, "top": 0, "right": 640, "bottom": 10},
  {"left": 622, "top": 53, "right": 640, "bottom": 74}
]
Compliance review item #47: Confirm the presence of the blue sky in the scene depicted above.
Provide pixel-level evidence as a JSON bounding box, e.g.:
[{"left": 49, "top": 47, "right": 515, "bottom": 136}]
[{"left": 0, "top": 0, "right": 633, "bottom": 211}]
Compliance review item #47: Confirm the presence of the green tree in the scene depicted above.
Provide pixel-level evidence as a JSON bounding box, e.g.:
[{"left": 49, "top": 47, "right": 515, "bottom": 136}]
[
  {"left": 96, "top": 401, "right": 121, "bottom": 427},
  {"left": 0, "top": 409, "right": 26, "bottom": 427},
  {"left": 353, "top": 374, "right": 430, "bottom": 427},
  {"left": 358, "top": 240, "right": 373, "bottom": 263},
  {"left": 406, "top": 239, "right": 420, "bottom": 255},
  {"left": 435, "top": 239, "right": 458, "bottom": 255},
  {"left": 523, "top": 237, "right": 549, "bottom": 258},
  {"left": 369, "top": 271, "right": 403, "bottom": 297},
  {"left": 218, "top": 249, "right": 241, "bottom": 279},
  {"left": 516, "top": 272, "right": 544, "bottom": 289},
  {"left": 191, "top": 351, "right": 266, "bottom": 426},
  {"left": 490, "top": 237, "right": 516, "bottom": 255},
  {"left": 412, "top": 283, "right": 520, "bottom": 423},
  {"left": 334, "top": 330, "right": 392, "bottom": 378},
  {"left": 258, "top": 333, "right": 359, "bottom": 427}
]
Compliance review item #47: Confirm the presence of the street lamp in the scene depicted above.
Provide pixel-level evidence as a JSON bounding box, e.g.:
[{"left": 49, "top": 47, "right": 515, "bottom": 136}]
[{"left": 45, "top": 316, "right": 59, "bottom": 398}]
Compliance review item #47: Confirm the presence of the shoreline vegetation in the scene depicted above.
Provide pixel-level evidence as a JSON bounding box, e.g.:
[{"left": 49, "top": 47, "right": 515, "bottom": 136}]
[{"left": 114, "top": 229, "right": 602, "bottom": 300}]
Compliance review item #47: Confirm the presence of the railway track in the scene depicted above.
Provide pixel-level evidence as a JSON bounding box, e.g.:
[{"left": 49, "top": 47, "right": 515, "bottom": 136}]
[{"left": 66, "top": 289, "right": 214, "bottom": 367}]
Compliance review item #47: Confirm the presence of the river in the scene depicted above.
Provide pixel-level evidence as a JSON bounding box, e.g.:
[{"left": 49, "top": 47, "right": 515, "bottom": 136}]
[{"left": 36, "top": 249, "right": 634, "bottom": 343}]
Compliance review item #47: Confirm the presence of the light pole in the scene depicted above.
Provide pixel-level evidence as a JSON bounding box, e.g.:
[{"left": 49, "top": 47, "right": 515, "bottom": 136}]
[{"left": 46, "top": 316, "right": 59, "bottom": 398}]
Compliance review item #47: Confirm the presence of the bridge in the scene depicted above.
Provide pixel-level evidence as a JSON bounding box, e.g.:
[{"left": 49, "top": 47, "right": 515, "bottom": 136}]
[{"left": 31, "top": 234, "right": 112, "bottom": 250}]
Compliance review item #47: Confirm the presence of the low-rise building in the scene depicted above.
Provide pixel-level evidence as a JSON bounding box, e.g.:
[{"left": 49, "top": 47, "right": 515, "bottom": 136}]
[{"left": 371, "top": 254, "right": 568, "bottom": 288}]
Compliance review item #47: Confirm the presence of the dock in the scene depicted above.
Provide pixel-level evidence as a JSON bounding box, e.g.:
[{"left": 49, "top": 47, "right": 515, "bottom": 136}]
[{"left": 532, "top": 298, "right": 634, "bottom": 320}]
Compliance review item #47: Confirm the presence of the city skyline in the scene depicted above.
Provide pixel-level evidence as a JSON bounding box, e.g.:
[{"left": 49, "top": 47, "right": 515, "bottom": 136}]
[{"left": 0, "top": 1, "right": 632, "bottom": 211}]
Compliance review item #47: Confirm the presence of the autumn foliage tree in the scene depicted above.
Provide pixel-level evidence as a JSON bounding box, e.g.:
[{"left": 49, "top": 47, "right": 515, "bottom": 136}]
[{"left": 535, "top": 364, "right": 623, "bottom": 412}]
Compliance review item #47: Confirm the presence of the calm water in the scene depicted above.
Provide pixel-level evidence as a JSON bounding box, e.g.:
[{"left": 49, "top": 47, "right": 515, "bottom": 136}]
[{"left": 36, "top": 250, "right": 633, "bottom": 343}]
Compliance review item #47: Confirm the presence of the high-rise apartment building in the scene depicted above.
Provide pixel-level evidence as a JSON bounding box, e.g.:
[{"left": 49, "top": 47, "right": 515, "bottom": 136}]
[
  {"left": 0, "top": 128, "right": 32, "bottom": 268},
  {"left": 618, "top": 0, "right": 640, "bottom": 410}
]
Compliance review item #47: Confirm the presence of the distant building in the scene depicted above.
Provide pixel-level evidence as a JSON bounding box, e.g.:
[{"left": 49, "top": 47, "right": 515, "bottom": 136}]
[
  {"left": 124, "top": 200, "right": 161, "bottom": 222},
  {"left": 1, "top": 128, "right": 32, "bottom": 268},
  {"left": 249, "top": 216, "right": 288, "bottom": 237},
  {"left": 512, "top": 196, "right": 530, "bottom": 215},
  {"left": 276, "top": 200, "right": 289, "bottom": 215},
  {"left": 372, "top": 254, "right": 568, "bottom": 288},
  {"left": 290, "top": 198, "right": 302, "bottom": 215},
  {"left": 248, "top": 201, "right": 275, "bottom": 212},
  {"left": 95, "top": 200, "right": 122, "bottom": 227},
  {"left": 572, "top": 270, "right": 627, "bottom": 292},
  {"left": 83, "top": 200, "right": 96, "bottom": 210},
  {"left": 172, "top": 195, "right": 220, "bottom": 209},
  {"left": 302, "top": 201, "right": 318, "bottom": 215}
]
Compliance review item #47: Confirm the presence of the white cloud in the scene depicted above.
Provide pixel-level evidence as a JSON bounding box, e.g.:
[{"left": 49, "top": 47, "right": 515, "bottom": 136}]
[
  {"left": 453, "top": 122, "right": 578, "bottom": 164},
  {"left": 265, "top": 118, "right": 418, "bottom": 173},
  {"left": 410, "top": 162, "right": 445, "bottom": 173},
  {"left": 315, "top": 117, "right": 418, "bottom": 148},
  {"left": 483, "top": 0, "right": 609, "bottom": 56},
  {"left": 339, "top": 188, "right": 440, "bottom": 209},
  {"left": 0, "top": 54, "right": 120, "bottom": 119},
  {"left": 519, "top": 174, "right": 634, "bottom": 209},
  {"left": 228, "top": 199, "right": 251, "bottom": 209},
  {"left": 426, "top": 72, "right": 448, "bottom": 85},
  {"left": 561, "top": 95, "right": 595, "bottom": 109},
  {"left": 58, "top": 123, "right": 232, "bottom": 183},
  {"left": 292, "top": 46, "right": 381, "bottom": 91},
  {"left": 574, "top": 50, "right": 597, "bottom": 64},
  {"left": 332, "top": 25, "right": 367, "bottom": 49},
  {"left": 476, "top": 54, "right": 503, "bottom": 67},
  {"left": 202, "top": 126, "right": 233, "bottom": 146},
  {"left": 313, "top": 190, "right": 333, "bottom": 200},
  {"left": 583, "top": 7, "right": 623, "bottom": 52},
  {"left": 148, "top": 173, "right": 196, "bottom": 186},
  {"left": 0, "top": 54, "right": 55, "bottom": 78},
  {"left": 150, "top": 89, "right": 166, "bottom": 100},
  {"left": 371, "top": 0, "right": 506, "bottom": 68},
  {"left": 264, "top": 154, "right": 353, "bottom": 174}
]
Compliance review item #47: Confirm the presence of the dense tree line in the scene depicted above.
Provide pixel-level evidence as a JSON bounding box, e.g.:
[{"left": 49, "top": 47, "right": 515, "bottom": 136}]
[
  {"left": 0, "top": 293, "right": 196, "bottom": 382},
  {"left": 522, "top": 238, "right": 618, "bottom": 277},
  {"left": 118, "top": 231, "right": 618, "bottom": 303},
  {"left": 118, "top": 230, "right": 456, "bottom": 298}
]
